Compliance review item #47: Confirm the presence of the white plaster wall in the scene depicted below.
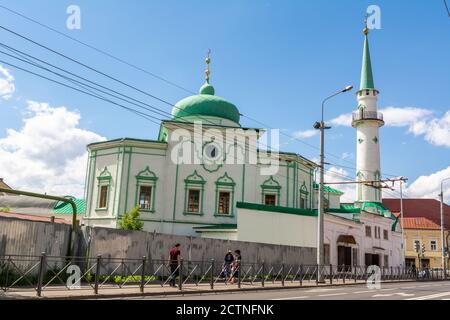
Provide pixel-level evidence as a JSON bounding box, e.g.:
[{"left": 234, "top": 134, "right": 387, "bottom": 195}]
[{"left": 237, "top": 208, "right": 317, "bottom": 248}]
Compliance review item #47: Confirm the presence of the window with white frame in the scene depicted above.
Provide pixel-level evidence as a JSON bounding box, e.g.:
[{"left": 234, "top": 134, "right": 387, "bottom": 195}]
[
  {"left": 365, "top": 226, "right": 372, "bottom": 238},
  {"left": 215, "top": 173, "right": 235, "bottom": 216},
  {"left": 96, "top": 167, "right": 112, "bottom": 210},
  {"left": 135, "top": 166, "right": 158, "bottom": 212},
  {"left": 430, "top": 240, "right": 437, "bottom": 251}
]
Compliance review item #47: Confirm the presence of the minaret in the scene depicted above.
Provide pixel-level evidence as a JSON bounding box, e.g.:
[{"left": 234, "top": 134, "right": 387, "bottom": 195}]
[{"left": 352, "top": 23, "right": 385, "bottom": 203}]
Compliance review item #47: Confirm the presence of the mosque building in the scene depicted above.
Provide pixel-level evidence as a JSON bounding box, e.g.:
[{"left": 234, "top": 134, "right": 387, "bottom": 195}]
[{"left": 83, "top": 24, "right": 404, "bottom": 267}]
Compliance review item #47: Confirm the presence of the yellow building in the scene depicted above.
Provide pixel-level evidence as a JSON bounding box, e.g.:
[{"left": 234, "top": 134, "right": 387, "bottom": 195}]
[{"left": 403, "top": 217, "right": 449, "bottom": 269}]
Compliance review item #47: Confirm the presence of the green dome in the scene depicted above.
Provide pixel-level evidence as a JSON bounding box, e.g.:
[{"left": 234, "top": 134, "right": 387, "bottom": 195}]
[{"left": 171, "top": 83, "right": 240, "bottom": 125}]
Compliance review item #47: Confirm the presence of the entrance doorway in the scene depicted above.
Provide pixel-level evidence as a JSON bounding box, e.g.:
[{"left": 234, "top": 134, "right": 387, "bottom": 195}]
[{"left": 338, "top": 246, "right": 352, "bottom": 271}]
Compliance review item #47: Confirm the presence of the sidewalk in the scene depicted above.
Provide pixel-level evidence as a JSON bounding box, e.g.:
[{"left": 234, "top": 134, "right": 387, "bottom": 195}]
[{"left": 0, "top": 279, "right": 422, "bottom": 300}]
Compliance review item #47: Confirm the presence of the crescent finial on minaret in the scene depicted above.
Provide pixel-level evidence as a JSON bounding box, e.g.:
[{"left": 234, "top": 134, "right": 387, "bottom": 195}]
[
  {"left": 363, "top": 14, "right": 369, "bottom": 35},
  {"left": 205, "top": 49, "right": 211, "bottom": 83}
]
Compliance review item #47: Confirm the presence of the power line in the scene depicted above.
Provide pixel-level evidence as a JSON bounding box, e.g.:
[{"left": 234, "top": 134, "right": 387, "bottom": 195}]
[
  {"left": 0, "top": 58, "right": 163, "bottom": 125},
  {"left": 0, "top": 23, "right": 404, "bottom": 182},
  {"left": 0, "top": 4, "right": 196, "bottom": 95}
]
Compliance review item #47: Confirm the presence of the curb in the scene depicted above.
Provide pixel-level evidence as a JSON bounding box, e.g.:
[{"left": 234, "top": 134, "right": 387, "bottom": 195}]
[{"left": 19, "top": 279, "right": 450, "bottom": 300}]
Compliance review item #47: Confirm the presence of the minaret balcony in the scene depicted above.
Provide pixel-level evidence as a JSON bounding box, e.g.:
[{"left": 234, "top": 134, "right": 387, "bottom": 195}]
[{"left": 352, "top": 111, "right": 384, "bottom": 127}]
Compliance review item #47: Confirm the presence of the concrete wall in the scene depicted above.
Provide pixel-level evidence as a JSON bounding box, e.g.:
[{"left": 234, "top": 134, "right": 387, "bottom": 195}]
[
  {"left": 0, "top": 216, "right": 71, "bottom": 257},
  {"left": 86, "top": 227, "right": 316, "bottom": 266},
  {"left": 0, "top": 216, "right": 315, "bottom": 266}
]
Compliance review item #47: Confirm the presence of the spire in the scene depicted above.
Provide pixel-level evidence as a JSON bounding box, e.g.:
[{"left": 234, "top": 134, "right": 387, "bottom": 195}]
[
  {"left": 360, "top": 18, "right": 375, "bottom": 90},
  {"left": 205, "top": 49, "right": 211, "bottom": 84},
  {"left": 199, "top": 49, "right": 215, "bottom": 95}
]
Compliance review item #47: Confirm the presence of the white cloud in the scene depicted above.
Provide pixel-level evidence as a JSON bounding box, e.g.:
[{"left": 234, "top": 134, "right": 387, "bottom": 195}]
[
  {"left": 405, "top": 166, "right": 450, "bottom": 203},
  {"left": 0, "top": 65, "right": 15, "bottom": 100},
  {"left": 330, "top": 113, "right": 352, "bottom": 127},
  {"left": 292, "top": 129, "right": 318, "bottom": 139},
  {"left": 324, "top": 166, "right": 356, "bottom": 202},
  {"left": 0, "top": 101, "right": 105, "bottom": 197},
  {"left": 329, "top": 106, "right": 450, "bottom": 148}
]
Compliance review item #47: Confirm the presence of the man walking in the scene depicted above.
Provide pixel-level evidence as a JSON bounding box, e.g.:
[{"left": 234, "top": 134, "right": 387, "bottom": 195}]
[{"left": 168, "top": 243, "right": 181, "bottom": 287}]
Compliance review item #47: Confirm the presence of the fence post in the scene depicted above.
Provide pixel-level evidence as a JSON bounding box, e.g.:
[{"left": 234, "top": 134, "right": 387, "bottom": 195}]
[
  {"left": 179, "top": 258, "right": 183, "bottom": 291},
  {"left": 299, "top": 264, "right": 303, "bottom": 286},
  {"left": 238, "top": 260, "right": 241, "bottom": 289},
  {"left": 210, "top": 259, "right": 214, "bottom": 290},
  {"left": 329, "top": 264, "right": 333, "bottom": 285},
  {"left": 262, "top": 262, "right": 265, "bottom": 287},
  {"left": 281, "top": 264, "right": 285, "bottom": 287},
  {"left": 354, "top": 265, "right": 357, "bottom": 283},
  {"left": 94, "top": 255, "right": 101, "bottom": 294},
  {"left": 342, "top": 265, "right": 345, "bottom": 284},
  {"left": 36, "top": 252, "right": 46, "bottom": 297},
  {"left": 140, "top": 256, "right": 146, "bottom": 293},
  {"left": 316, "top": 264, "right": 319, "bottom": 286}
]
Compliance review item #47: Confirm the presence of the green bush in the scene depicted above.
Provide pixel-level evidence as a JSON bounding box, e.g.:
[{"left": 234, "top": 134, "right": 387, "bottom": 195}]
[{"left": 118, "top": 206, "right": 144, "bottom": 231}]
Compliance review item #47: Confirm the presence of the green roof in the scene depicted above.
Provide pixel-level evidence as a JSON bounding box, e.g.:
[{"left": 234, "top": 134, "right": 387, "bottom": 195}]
[
  {"left": 360, "top": 33, "right": 375, "bottom": 90},
  {"left": 52, "top": 198, "right": 86, "bottom": 215},
  {"left": 236, "top": 202, "right": 317, "bottom": 217},
  {"left": 313, "top": 183, "right": 344, "bottom": 195},
  {"left": 326, "top": 204, "right": 361, "bottom": 214},
  {"left": 171, "top": 83, "right": 240, "bottom": 125},
  {"left": 193, "top": 224, "right": 237, "bottom": 230}
]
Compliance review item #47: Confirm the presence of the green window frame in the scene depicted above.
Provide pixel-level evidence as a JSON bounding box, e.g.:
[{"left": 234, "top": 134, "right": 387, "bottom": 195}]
[
  {"left": 134, "top": 166, "right": 158, "bottom": 213},
  {"left": 96, "top": 167, "right": 112, "bottom": 211},
  {"left": 261, "top": 176, "right": 281, "bottom": 206},
  {"left": 214, "top": 172, "right": 236, "bottom": 217},
  {"left": 183, "top": 170, "right": 206, "bottom": 216}
]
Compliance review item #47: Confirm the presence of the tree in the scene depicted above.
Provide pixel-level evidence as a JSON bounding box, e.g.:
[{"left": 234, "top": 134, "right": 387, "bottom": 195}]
[{"left": 118, "top": 206, "right": 144, "bottom": 231}]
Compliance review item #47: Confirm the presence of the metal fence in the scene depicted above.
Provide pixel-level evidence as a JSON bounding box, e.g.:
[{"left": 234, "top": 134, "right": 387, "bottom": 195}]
[{"left": 0, "top": 253, "right": 447, "bottom": 297}]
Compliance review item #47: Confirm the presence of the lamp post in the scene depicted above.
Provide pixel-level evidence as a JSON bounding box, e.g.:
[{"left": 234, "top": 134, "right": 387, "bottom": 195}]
[
  {"left": 314, "top": 85, "right": 353, "bottom": 282},
  {"left": 440, "top": 177, "right": 450, "bottom": 279}
]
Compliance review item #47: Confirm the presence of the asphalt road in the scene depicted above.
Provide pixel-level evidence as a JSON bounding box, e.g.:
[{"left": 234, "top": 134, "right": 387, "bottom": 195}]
[{"left": 129, "top": 281, "right": 450, "bottom": 300}]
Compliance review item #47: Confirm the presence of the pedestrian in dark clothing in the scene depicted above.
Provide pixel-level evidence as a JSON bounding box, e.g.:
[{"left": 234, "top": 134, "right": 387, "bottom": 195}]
[
  {"left": 168, "top": 243, "right": 181, "bottom": 287},
  {"left": 224, "top": 250, "right": 234, "bottom": 278}
]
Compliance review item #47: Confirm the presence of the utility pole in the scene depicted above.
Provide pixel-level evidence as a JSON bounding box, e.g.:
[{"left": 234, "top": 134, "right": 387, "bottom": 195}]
[
  {"left": 314, "top": 85, "right": 353, "bottom": 282},
  {"left": 400, "top": 179, "right": 405, "bottom": 263},
  {"left": 440, "top": 177, "right": 450, "bottom": 279}
]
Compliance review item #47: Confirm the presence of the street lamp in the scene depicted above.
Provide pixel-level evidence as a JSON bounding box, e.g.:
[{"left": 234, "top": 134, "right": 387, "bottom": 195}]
[
  {"left": 440, "top": 177, "right": 450, "bottom": 279},
  {"left": 315, "top": 85, "right": 353, "bottom": 282}
]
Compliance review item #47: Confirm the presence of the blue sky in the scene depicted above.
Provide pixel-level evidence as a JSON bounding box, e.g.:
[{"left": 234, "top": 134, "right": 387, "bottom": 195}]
[{"left": 0, "top": 0, "right": 448, "bottom": 201}]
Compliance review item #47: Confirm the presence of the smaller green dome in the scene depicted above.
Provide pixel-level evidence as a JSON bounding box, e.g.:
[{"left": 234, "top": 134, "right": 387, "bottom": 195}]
[
  {"left": 199, "top": 83, "right": 215, "bottom": 95},
  {"left": 171, "top": 83, "right": 240, "bottom": 125}
]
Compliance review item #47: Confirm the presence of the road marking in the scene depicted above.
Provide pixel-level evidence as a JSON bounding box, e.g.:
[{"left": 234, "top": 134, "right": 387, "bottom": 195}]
[
  {"left": 318, "top": 292, "right": 348, "bottom": 297},
  {"left": 372, "top": 292, "right": 415, "bottom": 298},
  {"left": 407, "top": 292, "right": 450, "bottom": 300},
  {"left": 272, "top": 296, "right": 309, "bottom": 300},
  {"left": 354, "top": 290, "right": 375, "bottom": 294},
  {"left": 305, "top": 288, "right": 339, "bottom": 293}
]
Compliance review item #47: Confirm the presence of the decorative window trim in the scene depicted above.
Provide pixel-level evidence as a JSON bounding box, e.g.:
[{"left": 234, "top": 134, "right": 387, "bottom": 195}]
[
  {"left": 134, "top": 166, "right": 158, "bottom": 213},
  {"left": 214, "top": 172, "right": 236, "bottom": 217},
  {"left": 183, "top": 170, "right": 206, "bottom": 216},
  {"left": 299, "top": 181, "right": 309, "bottom": 209},
  {"left": 373, "top": 136, "right": 378, "bottom": 144},
  {"left": 260, "top": 176, "right": 281, "bottom": 206},
  {"left": 96, "top": 167, "right": 112, "bottom": 211}
]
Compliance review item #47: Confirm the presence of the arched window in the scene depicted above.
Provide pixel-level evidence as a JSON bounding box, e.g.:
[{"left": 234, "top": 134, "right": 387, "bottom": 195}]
[{"left": 299, "top": 182, "right": 309, "bottom": 209}]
